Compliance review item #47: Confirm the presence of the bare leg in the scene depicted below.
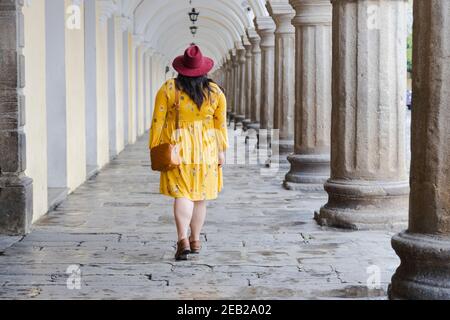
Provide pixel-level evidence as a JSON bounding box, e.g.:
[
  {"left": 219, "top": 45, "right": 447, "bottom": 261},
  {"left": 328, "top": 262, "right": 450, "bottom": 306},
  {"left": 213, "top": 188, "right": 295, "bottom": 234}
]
[
  {"left": 190, "top": 200, "right": 207, "bottom": 241},
  {"left": 174, "top": 198, "right": 194, "bottom": 241}
]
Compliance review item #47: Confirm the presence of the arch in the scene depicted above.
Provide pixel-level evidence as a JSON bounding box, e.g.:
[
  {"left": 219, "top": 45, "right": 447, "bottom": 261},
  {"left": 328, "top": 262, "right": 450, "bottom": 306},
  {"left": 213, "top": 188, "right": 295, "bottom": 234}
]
[
  {"left": 248, "top": 0, "right": 269, "bottom": 18},
  {"left": 135, "top": 0, "right": 253, "bottom": 34},
  {"left": 133, "top": 0, "right": 257, "bottom": 62},
  {"left": 146, "top": 8, "right": 244, "bottom": 47},
  {"left": 154, "top": 19, "right": 235, "bottom": 58},
  {"left": 123, "top": 0, "right": 272, "bottom": 68}
]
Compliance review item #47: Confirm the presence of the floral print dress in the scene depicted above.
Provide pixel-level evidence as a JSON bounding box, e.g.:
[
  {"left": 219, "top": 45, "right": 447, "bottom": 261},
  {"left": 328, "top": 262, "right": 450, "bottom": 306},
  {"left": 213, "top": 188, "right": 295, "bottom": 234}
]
[{"left": 149, "top": 79, "right": 229, "bottom": 201}]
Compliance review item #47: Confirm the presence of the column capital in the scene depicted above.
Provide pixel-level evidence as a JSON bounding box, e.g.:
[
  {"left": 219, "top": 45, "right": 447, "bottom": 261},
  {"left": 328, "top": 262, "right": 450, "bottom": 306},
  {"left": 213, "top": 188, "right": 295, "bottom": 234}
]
[
  {"left": 116, "top": 15, "right": 133, "bottom": 32},
  {"left": 97, "top": 0, "right": 119, "bottom": 24},
  {"left": 267, "top": 1, "right": 295, "bottom": 34},
  {"left": 132, "top": 34, "right": 144, "bottom": 48},
  {"left": 235, "top": 39, "right": 246, "bottom": 64},
  {"left": 147, "top": 47, "right": 157, "bottom": 56},
  {"left": 229, "top": 48, "right": 238, "bottom": 66},
  {"left": 234, "top": 40, "right": 244, "bottom": 51},
  {"left": 142, "top": 41, "right": 152, "bottom": 50},
  {"left": 237, "top": 48, "right": 246, "bottom": 65},
  {"left": 226, "top": 59, "right": 232, "bottom": 71},
  {"left": 247, "top": 28, "right": 261, "bottom": 54},
  {"left": 247, "top": 28, "right": 260, "bottom": 42},
  {"left": 153, "top": 52, "right": 164, "bottom": 59},
  {"left": 289, "top": 0, "right": 332, "bottom": 26},
  {"left": 254, "top": 16, "right": 276, "bottom": 48},
  {"left": 242, "top": 35, "right": 252, "bottom": 57}
]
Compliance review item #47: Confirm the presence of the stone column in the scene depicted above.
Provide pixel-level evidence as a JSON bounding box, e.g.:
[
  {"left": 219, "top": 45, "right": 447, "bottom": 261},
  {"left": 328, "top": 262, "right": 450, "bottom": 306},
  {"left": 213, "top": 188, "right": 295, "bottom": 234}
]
[
  {"left": 229, "top": 49, "right": 238, "bottom": 123},
  {"left": 0, "top": 0, "right": 33, "bottom": 235},
  {"left": 227, "top": 57, "right": 232, "bottom": 101},
  {"left": 389, "top": 0, "right": 450, "bottom": 300},
  {"left": 267, "top": 1, "right": 295, "bottom": 162},
  {"left": 255, "top": 16, "right": 276, "bottom": 147},
  {"left": 284, "top": 0, "right": 332, "bottom": 189},
  {"left": 221, "top": 60, "right": 227, "bottom": 95},
  {"left": 137, "top": 43, "right": 146, "bottom": 136},
  {"left": 316, "top": 0, "right": 409, "bottom": 230},
  {"left": 242, "top": 35, "right": 253, "bottom": 129},
  {"left": 235, "top": 41, "right": 246, "bottom": 126},
  {"left": 224, "top": 57, "right": 232, "bottom": 117},
  {"left": 247, "top": 29, "right": 261, "bottom": 130}
]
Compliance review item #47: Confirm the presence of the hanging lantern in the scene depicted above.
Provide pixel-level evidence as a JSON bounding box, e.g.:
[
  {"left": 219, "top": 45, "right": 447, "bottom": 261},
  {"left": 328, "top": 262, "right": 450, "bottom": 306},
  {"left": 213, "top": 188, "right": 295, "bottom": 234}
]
[
  {"left": 188, "top": 8, "right": 200, "bottom": 23},
  {"left": 190, "top": 26, "right": 198, "bottom": 36}
]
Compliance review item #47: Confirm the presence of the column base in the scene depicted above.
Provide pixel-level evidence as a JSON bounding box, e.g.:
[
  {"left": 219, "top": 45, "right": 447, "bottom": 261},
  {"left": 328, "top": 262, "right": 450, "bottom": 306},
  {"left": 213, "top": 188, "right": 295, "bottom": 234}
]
[
  {"left": 257, "top": 128, "right": 271, "bottom": 150},
  {"left": 242, "top": 119, "right": 252, "bottom": 131},
  {"left": 389, "top": 232, "right": 450, "bottom": 300},
  {"left": 283, "top": 154, "right": 330, "bottom": 190},
  {"left": 0, "top": 175, "right": 33, "bottom": 235},
  {"left": 247, "top": 123, "right": 260, "bottom": 146},
  {"left": 248, "top": 124, "right": 261, "bottom": 149},
  {"left": 315, "top": 179, "right": 409, "bottom": 230},
  {"left": 279, "top": 139, "right": 294, "bottom": 156},
  {"left": 234, "top": 114, "right": 245, "bottom": 124},
  {"left": 228, "top": 112, "right": 236, "bottom": 127},
  {"left": 270, "top": 139, "right": 294, "bottom": 167},
  {"left": 246, "top": 122, "right": 260, "bottom": 131},
  {"left": 283, "top": 181, "right": 325, "bottom": 192}
]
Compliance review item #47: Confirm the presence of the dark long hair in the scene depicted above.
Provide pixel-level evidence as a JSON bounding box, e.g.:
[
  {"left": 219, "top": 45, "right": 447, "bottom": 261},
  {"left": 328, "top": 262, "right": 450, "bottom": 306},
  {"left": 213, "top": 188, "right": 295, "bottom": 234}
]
[{"left": 175, "top": 74, "right": 215, "bottom": 109}]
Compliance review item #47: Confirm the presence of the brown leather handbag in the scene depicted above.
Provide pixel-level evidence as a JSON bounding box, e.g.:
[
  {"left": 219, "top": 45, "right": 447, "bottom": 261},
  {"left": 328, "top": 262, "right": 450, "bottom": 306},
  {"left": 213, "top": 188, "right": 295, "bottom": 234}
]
[{"left": 150, "top": 89, "right": 182, "bottom": 172}]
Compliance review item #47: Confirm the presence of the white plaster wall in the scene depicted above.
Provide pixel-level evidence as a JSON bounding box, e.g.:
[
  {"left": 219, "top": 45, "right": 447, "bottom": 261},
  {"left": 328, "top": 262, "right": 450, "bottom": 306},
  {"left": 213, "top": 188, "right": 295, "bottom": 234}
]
[
  {"left": 114, "top": 17, "right": 125, "bottom": 154},
  {"left": 128, "top": 33, "right": 137, "bottom": 144},
  {"left": 107, "top": 16, "right": 117, "bottom": 158},
  {"left": 23, "top": 0, "right": 48, "bottom": 222},
  {"left": 95, "top": 6, "right": 110, "bottom": 168},
  {"left": 137, "top": 47, "right": 145, "bottom": 136},
  {"left": 144, "top": 52, "right": 152, "bottom": 130},
  {"left": 150, "top": 55, "right": 158, "bottom": 116},
  {"left": 45, "top": 0, "right": 67, "bottom": 190},
  {"left": 134, "top": 48, "right": 140, "bottom": 138},
  {"left": 122, "top": 30, "right": 129, "bottom": 145},
  {"left": 65, "top": 0, "right": 87, "bottom": 190},
  {"left": 84, "top": 0, "right": 98, "bottom": 170}
]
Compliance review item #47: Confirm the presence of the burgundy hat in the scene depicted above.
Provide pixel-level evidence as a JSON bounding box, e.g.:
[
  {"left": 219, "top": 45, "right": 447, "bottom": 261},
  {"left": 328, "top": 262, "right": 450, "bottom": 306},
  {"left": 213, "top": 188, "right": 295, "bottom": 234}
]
[{"left": 172, "top": 45, "right": 214, "bottom": 77}]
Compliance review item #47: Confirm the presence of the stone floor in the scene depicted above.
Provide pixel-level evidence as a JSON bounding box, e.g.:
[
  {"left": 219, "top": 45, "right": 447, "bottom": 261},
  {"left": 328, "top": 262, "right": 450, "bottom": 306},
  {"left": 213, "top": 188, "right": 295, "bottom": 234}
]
[{"left": 0, "top": 123, "right": 407, "bottom": 300}]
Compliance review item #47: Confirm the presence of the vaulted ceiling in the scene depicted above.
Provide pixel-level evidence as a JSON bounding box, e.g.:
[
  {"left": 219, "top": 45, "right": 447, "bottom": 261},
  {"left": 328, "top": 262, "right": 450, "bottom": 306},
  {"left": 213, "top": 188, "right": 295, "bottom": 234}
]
[{"left": 120, "top": 0, "right": 269, "bottom": 69}]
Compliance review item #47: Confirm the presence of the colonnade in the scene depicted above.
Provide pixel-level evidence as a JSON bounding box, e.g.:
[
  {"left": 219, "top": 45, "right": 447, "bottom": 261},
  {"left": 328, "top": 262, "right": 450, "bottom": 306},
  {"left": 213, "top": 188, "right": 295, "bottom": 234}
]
[
  {"left": 0, "top": 0, "right": 449, "bottom": 299},
  {"left": 213, "top": 0, "right": 450, "bottom": 299},
  {"left": 0, "top": 0, "right": 166, "bottom": 234}
]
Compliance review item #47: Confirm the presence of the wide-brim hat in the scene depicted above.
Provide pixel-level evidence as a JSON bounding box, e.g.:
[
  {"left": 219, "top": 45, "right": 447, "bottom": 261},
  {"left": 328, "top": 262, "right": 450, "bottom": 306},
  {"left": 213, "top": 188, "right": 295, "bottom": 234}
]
[{"left": 172, "top": 45, "right": 214, "bottom": 77}]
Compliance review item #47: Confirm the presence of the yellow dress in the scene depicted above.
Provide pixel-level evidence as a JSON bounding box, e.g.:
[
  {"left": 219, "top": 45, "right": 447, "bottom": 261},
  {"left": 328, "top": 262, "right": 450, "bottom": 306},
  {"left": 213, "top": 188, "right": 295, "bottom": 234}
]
[{"left": 149, "top": 79, "right": 229, "bottom": 201}]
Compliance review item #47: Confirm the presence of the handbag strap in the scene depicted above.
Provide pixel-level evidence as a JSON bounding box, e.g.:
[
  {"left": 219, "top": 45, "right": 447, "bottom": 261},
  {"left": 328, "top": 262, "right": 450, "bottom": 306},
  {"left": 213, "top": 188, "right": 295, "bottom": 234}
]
[
  {"left": 174, "top": 86, "right": 180, "bottom": 141},
  {"left": 174, "top": 88, "right": 180, "bottom": 130}
]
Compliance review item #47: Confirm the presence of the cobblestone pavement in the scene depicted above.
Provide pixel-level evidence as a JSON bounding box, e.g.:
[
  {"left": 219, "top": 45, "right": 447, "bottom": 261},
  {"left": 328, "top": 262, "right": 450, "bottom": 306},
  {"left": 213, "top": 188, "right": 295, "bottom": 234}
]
[{"left": 0, "top": 125, "right": 405, "bottom": 300}]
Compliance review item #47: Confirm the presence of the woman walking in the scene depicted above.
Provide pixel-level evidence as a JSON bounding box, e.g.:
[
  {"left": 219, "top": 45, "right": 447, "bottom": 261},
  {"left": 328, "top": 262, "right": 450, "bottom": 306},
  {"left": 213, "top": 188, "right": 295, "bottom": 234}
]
[{"left": 149, "top": 45, "right": 228, "bottom": 261}]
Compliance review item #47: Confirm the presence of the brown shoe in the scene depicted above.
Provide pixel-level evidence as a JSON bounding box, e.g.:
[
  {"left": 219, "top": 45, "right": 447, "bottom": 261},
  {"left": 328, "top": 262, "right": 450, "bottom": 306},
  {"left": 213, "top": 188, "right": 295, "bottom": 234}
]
[
  {"left": 189, "top": 240, "right": 202, "bottom": 254},
  {"left": 175, "top": 239, "right": 190, "bottom": 261}
]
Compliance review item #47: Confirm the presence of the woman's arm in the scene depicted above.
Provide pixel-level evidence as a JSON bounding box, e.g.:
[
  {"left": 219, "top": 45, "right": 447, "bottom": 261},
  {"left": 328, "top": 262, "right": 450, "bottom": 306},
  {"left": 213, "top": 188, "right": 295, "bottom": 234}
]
[
  {"left": 213, "top": 90, "right": 229, "bottom": 152},
  {"left": 149, "top": 84, "right": 168, "bottom": 149}
]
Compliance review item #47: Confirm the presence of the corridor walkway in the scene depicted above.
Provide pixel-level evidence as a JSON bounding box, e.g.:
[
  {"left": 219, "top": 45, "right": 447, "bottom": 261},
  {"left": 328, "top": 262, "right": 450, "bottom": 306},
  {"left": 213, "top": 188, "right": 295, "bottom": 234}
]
[{"left": 0, "top": 129, "right": 399, "bottom": 300}]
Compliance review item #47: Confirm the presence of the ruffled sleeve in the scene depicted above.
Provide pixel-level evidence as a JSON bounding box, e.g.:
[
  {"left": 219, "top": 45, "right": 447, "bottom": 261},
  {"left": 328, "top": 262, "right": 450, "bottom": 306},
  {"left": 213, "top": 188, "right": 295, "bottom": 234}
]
[
  {"left": 213, "top": 89, "right": 229, "bottom": 152},
  {"left": 149, "top": 83, "right": 168, "bottom": 149}
]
